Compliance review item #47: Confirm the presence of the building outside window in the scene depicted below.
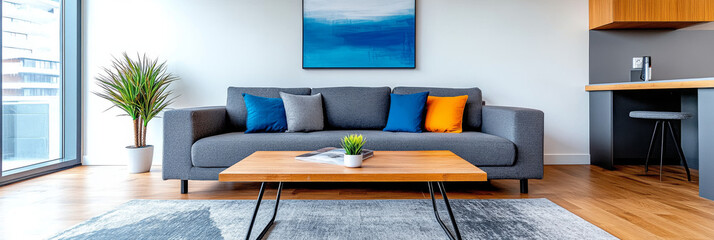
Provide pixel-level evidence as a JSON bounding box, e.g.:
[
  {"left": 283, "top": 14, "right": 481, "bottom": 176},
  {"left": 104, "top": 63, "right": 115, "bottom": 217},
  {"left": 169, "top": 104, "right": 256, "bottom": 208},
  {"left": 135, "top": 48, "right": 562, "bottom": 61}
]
[{"left": 1, "top": 0, "right": 62, "bottom": 171}]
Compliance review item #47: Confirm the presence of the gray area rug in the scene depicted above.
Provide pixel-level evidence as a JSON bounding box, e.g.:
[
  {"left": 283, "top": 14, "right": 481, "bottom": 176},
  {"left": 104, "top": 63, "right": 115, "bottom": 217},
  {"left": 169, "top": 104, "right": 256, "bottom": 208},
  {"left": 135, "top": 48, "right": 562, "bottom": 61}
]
[{"left": 51, "top": 199, "right": 616, "bottom": 240}]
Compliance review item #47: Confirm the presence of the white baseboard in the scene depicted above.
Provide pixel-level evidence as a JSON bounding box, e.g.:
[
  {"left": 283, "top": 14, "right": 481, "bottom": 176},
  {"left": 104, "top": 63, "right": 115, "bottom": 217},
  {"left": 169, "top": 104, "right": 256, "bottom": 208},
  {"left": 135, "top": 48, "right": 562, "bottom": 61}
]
[
  {"left": 82, "top": 155, "right": 163, "bottom": 166},
  {"left": 544, "top": 154, "right": 590, "bottom": 165}
]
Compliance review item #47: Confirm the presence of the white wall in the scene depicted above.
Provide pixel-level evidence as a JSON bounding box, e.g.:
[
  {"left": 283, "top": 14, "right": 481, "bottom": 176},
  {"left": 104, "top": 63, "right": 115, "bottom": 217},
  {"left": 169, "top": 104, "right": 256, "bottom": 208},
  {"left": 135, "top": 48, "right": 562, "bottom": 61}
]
[{"left": 83, "top": 0, "right": 590, "bottom": 165}]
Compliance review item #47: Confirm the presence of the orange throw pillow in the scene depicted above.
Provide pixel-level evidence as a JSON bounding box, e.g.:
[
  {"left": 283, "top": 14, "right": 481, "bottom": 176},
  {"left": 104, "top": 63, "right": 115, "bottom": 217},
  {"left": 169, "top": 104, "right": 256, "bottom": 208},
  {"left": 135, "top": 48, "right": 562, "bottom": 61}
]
[{"left": 424, "top": 95, "right": 468, "bottom": 133}]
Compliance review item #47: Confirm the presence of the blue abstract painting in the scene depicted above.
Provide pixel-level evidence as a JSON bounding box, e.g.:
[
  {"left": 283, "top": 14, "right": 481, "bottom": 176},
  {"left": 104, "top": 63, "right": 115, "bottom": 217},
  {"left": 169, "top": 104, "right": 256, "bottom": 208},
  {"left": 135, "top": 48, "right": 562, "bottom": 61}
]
[{"left": 303, "top": 0, "right": 415, "bottom": 68}]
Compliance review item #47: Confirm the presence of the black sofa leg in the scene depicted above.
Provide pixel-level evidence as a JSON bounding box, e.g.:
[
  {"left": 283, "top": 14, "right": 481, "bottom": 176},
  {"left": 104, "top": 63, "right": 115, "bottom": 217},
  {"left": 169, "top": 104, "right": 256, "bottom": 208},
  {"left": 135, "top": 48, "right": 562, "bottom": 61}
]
[
  {"left": 520, "top": 179, "right": 528, "bottom": 194},
  {"left": 181, "top": 180, "right": 188, "bottom": 194}
]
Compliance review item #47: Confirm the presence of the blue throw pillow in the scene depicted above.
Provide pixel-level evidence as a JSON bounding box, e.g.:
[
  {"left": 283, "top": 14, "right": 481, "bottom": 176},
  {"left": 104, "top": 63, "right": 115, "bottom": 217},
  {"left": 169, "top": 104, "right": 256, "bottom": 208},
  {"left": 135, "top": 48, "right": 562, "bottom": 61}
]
[
  {"left": 242, "top": 93, "right": 288, "bottom": 133},
  {"left": 383, "top": 92, "right": 429, "bottom": 133}
]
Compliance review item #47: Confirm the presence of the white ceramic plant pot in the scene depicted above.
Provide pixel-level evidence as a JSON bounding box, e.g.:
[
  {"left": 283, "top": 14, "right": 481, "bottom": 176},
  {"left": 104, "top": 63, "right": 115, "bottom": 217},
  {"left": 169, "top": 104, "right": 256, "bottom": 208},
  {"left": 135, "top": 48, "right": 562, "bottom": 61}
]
[
  {"left": 126, "top": 145, "right": 154, "bottom": 173},
  {"left": 344, "top": 154, "right": 363, "bottom": 168}
]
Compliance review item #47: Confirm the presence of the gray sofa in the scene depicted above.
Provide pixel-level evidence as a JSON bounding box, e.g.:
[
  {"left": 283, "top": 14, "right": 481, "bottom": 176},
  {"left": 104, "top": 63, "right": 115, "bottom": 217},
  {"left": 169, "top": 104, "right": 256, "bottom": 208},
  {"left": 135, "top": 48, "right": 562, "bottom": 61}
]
[{"left": 163, "top": 87, "right": 544, "bottom": 194}]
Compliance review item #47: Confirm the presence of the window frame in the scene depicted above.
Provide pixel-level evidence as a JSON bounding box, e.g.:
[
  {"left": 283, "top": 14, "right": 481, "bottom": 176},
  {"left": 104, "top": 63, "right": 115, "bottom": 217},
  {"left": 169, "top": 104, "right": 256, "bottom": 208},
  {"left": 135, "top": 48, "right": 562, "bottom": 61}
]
[{"left": 0, "top": 0, "right": 82, "bottom": 185}]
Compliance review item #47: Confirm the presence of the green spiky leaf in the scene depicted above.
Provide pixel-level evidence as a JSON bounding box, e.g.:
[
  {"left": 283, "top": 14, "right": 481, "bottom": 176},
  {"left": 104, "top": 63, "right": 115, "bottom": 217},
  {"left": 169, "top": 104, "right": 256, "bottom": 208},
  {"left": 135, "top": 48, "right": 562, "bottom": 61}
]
[
  {"left": 93, "top": 52, "right": 179, "bottom": 147},
  {"left": 340, "top": 134, "right": 366, "bottom": 155}
]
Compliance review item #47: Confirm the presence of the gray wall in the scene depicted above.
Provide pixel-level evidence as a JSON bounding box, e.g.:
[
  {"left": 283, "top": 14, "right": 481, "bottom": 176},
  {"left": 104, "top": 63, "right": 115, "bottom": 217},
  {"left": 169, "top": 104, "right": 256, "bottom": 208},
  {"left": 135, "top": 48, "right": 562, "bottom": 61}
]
[
  {"left": 590, "top": 28, "right": 714, "bottom": 84},
  {"left": 589, "top": 26, "right": 714, "bottom": 170}
]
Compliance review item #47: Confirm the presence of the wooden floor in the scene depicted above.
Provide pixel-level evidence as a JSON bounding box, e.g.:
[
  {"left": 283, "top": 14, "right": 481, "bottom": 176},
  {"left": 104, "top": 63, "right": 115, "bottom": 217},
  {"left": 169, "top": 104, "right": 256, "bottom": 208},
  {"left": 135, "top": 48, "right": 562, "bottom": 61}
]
[{"left": 0, "top": 165, "right": 712, "bottom": 240}]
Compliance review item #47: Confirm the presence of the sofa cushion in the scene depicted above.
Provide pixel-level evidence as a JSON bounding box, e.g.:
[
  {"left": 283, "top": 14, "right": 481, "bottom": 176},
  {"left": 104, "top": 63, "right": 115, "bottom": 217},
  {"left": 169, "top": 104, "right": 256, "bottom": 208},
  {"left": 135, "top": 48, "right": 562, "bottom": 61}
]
[
  {"left": 226, "top": 87, "right": 311, "bottom": 131},
  {"left": 312, "top": 87, "right": 391, "bottom": 130},
  {"left": 191, "top": 130, "right": 515, "bottom": 168},
  {"left": 424, "top": 95, "right": 468, "bottom": 133},
  {"left": 393, "top": 87, "right": 483, "bottom": 130},
  {"left": 242, "top": 94, "right": 288, "bottom": 133},
  {"left": 280, "top": 92, "right": 325, "bottom": 132},
  {"left": 383, "top": 92, "right": 429, "bottom": 133}
]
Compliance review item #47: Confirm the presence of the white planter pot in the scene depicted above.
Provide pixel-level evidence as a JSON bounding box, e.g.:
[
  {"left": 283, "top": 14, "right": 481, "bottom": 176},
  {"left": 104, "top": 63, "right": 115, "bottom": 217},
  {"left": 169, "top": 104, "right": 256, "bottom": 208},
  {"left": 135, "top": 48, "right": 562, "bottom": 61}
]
[
  {"left": 126, "top": 145, "right": 154, "bottom": 173},
  {"left": 344, "top": 154, "right": 363, "bottom": 168}
]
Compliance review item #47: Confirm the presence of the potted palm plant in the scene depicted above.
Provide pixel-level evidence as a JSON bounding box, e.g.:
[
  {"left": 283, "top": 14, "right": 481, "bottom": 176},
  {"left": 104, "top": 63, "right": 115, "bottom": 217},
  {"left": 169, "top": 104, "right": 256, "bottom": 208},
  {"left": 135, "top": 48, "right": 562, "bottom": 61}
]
[
  {"left": 95, "top": 53, "right": 178, "bottom": 173},
  {"left": 340, "top": 134, "right": 366, "bottom": 168}
]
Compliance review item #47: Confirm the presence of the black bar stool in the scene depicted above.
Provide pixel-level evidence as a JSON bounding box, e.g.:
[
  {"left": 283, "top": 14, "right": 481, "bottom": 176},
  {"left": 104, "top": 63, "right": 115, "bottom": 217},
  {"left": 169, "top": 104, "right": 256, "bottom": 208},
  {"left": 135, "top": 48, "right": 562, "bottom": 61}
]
[{"left": 629, "top": 111, "right": 692, "bottom": 181}]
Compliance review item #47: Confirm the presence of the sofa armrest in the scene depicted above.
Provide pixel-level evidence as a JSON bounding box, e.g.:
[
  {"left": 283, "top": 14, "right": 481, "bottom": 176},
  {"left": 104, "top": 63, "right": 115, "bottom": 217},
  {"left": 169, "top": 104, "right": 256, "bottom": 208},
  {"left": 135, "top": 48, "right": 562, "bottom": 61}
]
[
  {"left": 481, "top": 105, "right": 544, "bottom": 179},
  {"left": 162, "top": 106, "right": 228, "bottom": 180}
]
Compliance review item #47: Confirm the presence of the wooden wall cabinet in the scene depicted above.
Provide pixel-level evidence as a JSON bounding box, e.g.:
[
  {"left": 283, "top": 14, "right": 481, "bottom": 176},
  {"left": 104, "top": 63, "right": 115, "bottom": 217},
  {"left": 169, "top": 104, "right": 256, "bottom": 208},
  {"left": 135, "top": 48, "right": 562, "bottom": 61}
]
[{"left": 590, "top": 0, "right": 714, "bottom": 29}]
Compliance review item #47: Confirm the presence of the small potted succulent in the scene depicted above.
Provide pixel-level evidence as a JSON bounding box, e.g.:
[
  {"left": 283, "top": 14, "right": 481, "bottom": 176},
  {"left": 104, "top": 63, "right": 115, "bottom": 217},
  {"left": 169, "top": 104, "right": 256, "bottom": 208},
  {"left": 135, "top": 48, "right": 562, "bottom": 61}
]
[
  {"left": 340, "top": 134, "right": 366, "bottom": 168},
  {"left": 95, "top": 53, "right": 178, "bottom": 173}
]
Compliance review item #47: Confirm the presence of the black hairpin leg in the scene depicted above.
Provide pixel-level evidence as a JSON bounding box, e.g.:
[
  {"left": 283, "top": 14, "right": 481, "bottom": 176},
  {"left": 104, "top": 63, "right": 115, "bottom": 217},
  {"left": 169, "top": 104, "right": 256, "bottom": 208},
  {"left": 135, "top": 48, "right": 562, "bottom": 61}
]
[
  {"left": 428, "top": 182, "right": 462, "bottom": 240},
  {"left": 644, "top": 121, "right": 660, "bottom": 173},
  {"left": 660, "top": 121, "right": 666, "bottom": 181},
  {"left": 245, "top": 182, "right": 283, "bottom": 240},
  {"left": 666, "top": 121, "right": 692, "bottom": 181}
]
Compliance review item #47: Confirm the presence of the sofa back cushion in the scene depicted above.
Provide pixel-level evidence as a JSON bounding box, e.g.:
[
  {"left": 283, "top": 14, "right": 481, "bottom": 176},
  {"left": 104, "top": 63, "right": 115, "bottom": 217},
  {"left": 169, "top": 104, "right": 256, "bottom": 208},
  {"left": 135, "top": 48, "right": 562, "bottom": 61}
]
[
  {"left": 392, "top": 87, "right": 483, "bottom": 130},
  {"left": 312, "top": 87, "right": 391, "bottom": 130},
  {"left": 226, "top": 87, "right": 311, "bottom": 131}
]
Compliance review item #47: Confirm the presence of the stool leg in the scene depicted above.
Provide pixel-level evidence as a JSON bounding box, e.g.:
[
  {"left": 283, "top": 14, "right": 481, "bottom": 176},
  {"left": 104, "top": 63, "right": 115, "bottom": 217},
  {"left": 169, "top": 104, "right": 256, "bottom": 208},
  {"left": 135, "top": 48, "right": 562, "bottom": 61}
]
[
  {"left": 660, "top": 121, "right": 666, "bottom": 181},
  {"left": 666, "top": 121, "right": 692, "bottom": 182},
  {"left": 645, "top": 121, "right": 660, "bottom": 173}
]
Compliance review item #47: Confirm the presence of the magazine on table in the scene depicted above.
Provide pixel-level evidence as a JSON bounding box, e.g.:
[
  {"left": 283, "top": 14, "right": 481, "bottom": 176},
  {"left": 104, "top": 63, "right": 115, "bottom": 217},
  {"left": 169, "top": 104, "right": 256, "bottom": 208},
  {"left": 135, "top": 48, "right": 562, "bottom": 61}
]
[{"left": 295, "top": 147, "right": 374, "bottom": 166}]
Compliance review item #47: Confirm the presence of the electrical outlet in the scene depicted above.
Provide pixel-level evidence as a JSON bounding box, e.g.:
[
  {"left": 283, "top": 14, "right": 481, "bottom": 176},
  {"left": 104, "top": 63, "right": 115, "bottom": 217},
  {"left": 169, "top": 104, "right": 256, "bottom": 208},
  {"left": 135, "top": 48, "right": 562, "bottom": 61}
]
[{"left": 632, "top": 57, "right": 643, "bottom": 69}]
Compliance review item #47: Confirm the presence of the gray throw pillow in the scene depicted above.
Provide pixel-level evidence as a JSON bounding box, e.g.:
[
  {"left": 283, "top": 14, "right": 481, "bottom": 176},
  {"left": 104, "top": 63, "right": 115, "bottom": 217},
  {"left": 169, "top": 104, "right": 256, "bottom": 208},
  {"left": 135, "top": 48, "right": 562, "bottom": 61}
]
[{"left": 280, "top": 92, "right": 324, "bottom": 132}]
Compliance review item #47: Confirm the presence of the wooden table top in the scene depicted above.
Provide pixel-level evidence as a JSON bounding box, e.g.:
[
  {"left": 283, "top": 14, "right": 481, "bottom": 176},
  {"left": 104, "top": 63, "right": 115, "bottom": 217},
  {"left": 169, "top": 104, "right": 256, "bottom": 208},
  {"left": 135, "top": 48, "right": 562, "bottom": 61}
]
[
  {"left": 219, "top": 151, "right": 487, "bottom": 182},
  {"left": 585, "top": 78, "right": 714, "bottom": 91}
]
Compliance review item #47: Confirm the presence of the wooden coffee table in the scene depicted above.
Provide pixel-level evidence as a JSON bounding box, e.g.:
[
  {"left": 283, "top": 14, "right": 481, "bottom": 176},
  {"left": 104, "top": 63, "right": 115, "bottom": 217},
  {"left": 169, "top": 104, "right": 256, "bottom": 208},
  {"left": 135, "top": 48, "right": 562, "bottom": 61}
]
[{"left": 219, "top": 150, "right": 487, "bottom": 240}]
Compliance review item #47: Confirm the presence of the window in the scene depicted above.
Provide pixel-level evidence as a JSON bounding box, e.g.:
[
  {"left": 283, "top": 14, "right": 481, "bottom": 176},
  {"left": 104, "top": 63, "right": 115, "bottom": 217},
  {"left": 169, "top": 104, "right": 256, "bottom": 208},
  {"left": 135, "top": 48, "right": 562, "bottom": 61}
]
[
  {"left": 21, "top": 73, "right": 59, "bottom": 84},
  {"left": 22, "top": 59, "right": 60, "bottom": 70},
  {"left": 2, "top": 31, "right": 29, "bottom": 41},
  {"left": 21, "top": 88, "right": 58, "bottom": 96},
  {"left": 1, "top": 0, "right": 81, "bottom": 183}
]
